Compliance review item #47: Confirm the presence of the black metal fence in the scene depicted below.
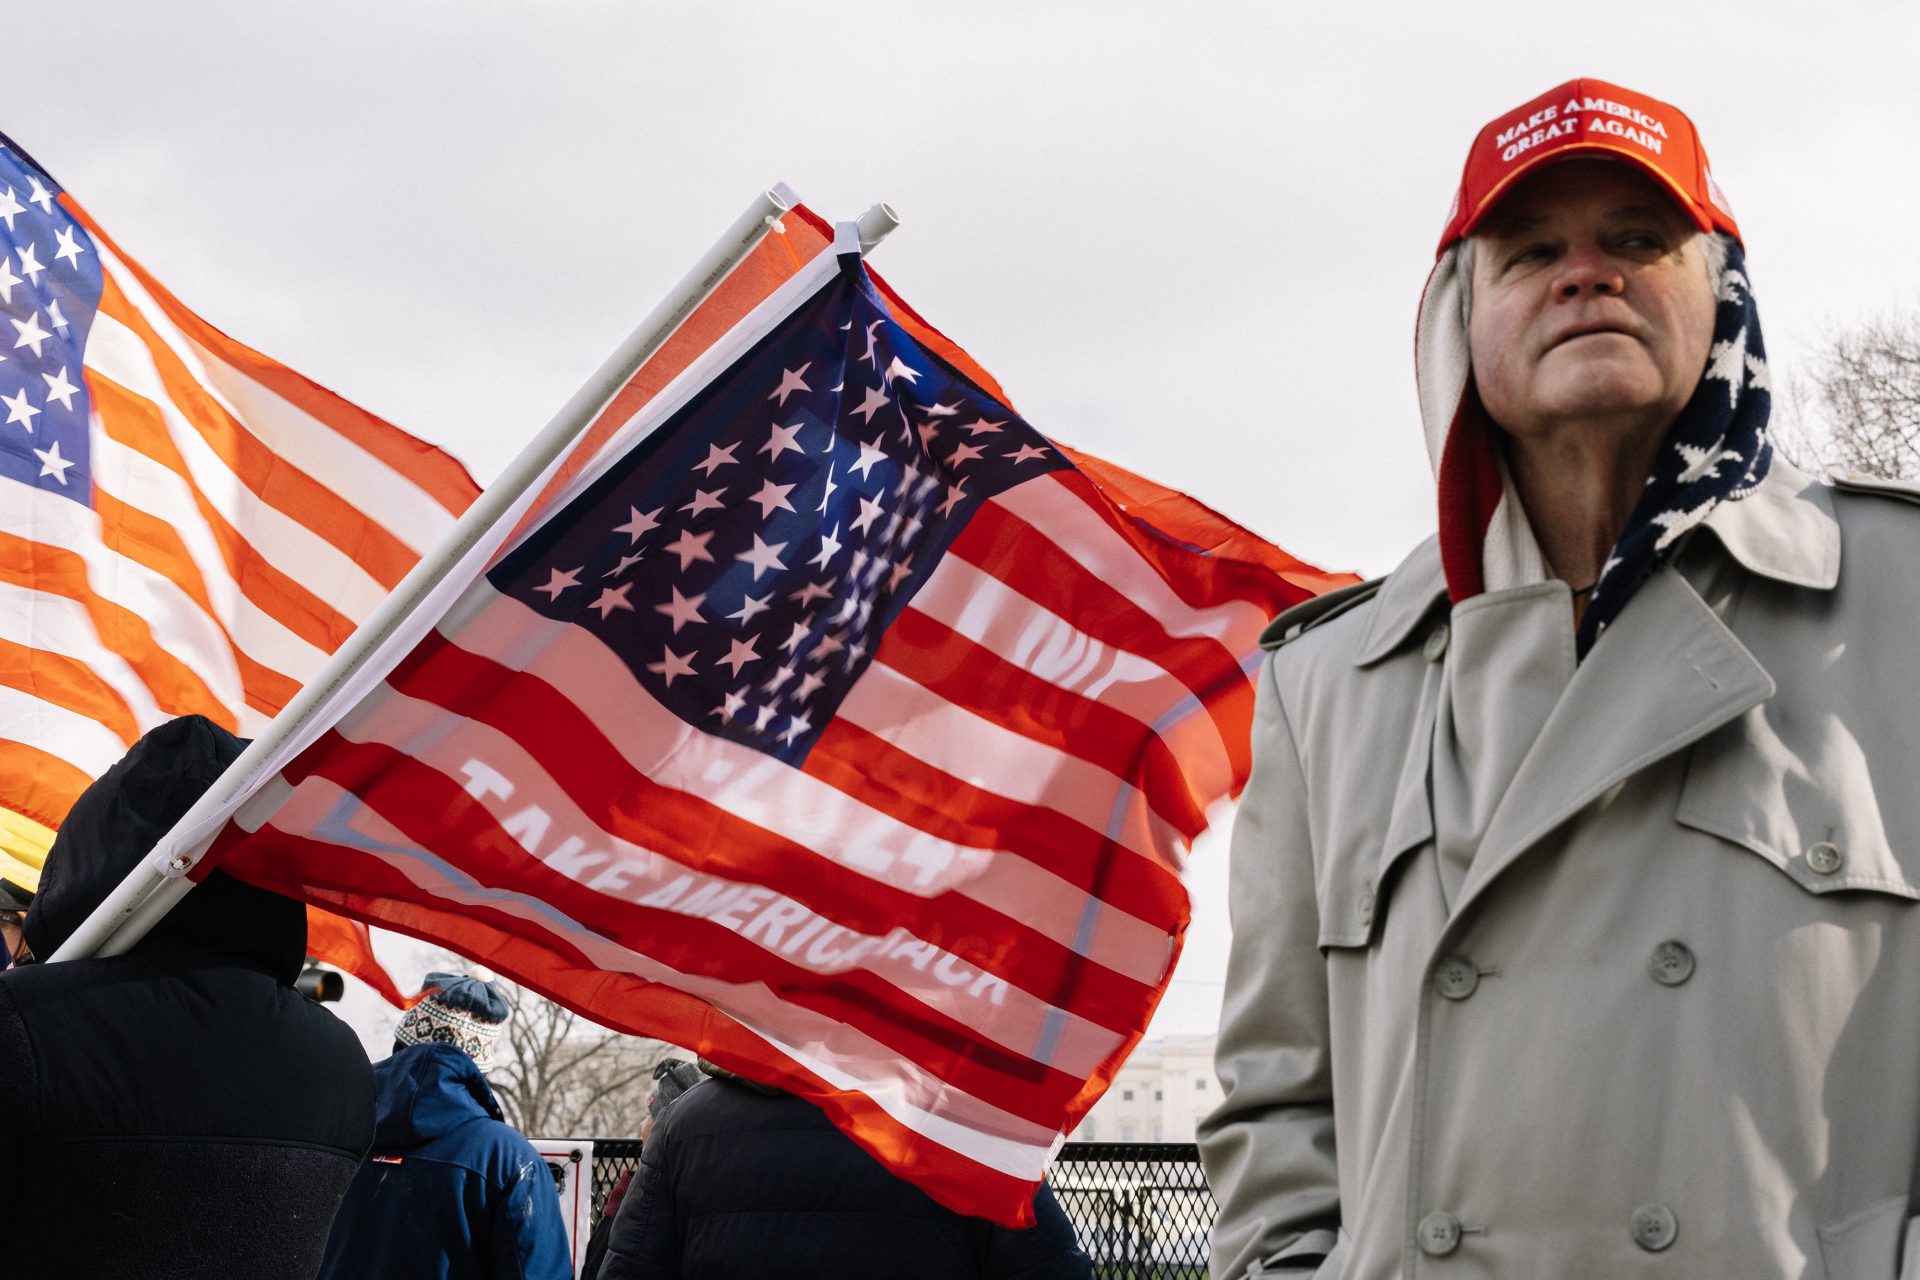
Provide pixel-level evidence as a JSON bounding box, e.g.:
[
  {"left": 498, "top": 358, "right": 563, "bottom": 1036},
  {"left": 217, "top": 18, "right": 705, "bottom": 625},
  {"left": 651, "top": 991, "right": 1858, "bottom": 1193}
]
[{"left": 585, "top": 1139, "right": 1215, "bottom": 1277}]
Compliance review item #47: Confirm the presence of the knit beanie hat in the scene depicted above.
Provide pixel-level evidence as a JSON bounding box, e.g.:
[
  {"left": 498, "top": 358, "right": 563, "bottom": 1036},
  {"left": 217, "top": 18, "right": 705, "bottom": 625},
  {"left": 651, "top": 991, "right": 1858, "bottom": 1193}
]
[
  {"left": 647, "top": 1058, "right": 705, "bottom": 1120},
  {"left": 395, "top": 967, "right": 511, "bottom": 1073}
]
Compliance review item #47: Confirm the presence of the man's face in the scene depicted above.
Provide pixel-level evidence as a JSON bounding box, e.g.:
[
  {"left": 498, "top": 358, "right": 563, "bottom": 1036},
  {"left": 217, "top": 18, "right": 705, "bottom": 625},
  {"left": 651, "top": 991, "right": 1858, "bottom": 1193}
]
[
  {"left": 1466, "top": 160, "right": 1718, "bottom": 446},
  {"left": 0, "top": 910, "right": 24, "bottom": 964}
]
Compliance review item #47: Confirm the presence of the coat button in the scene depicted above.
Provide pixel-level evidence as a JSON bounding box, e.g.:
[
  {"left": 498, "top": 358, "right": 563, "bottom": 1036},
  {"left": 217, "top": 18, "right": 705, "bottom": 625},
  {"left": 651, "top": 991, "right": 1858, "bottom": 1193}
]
[
  {"left": 1417, "top": 1211, "right": 1462, "bottom": 1256},
  {"left": 1806, "top": 841, "right": 1844, "bottom": 876},
  {"left": 1423, "top": 623, "right": 1450, "bottom": 662},
  {"left": 1649, "top": 941, "right": 1695, "bottom": 987},
  {"left": 1630, "top": 1203, "right": 1678, "bottom": 1252},
  {"left": 1432, "top": 956, "right": 1479, "bottom": 1000}
]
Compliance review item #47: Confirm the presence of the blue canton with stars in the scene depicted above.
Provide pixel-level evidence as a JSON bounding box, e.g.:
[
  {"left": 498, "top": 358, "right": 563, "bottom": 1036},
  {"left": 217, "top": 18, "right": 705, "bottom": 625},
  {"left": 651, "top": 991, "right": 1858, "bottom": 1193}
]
[
  {"left": 0, "top": 137, "right": 102, "bottom": 505},
  {"left": 491, "top": 251, "right": 1072, "bottom": 764}
]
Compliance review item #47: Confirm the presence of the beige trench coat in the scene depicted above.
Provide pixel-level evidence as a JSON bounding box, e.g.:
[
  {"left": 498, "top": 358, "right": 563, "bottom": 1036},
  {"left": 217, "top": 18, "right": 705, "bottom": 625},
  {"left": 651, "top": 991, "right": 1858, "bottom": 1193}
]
[{"left": 1199, "top": 460, "right": 1920, "bottom": 1279}]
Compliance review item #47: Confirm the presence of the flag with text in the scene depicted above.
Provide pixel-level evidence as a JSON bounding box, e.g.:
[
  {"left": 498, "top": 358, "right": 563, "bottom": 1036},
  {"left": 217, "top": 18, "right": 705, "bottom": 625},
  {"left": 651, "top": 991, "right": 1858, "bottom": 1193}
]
[{"left": 206, "top": 227, "right": 1353, "bottom": 1223}]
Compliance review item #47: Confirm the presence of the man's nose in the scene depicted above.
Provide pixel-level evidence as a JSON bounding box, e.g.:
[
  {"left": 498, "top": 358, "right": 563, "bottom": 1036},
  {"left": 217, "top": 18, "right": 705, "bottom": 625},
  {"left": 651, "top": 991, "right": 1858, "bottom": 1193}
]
[{"left": 1552, "top": 249, "right": 1626, "bottom": 300}]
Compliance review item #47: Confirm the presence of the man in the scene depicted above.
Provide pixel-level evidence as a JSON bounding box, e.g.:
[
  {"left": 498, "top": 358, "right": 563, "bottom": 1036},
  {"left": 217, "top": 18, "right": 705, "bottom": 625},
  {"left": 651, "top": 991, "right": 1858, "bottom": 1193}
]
[
  {"left": 596, "top": 1059, "right": 1093, "bottom": 1279},
  {"left": 0, "top": 715, "right": 376, "bottom": 1278},
  {"left": 316, "top": 969, "right": 574, "bottom": 1280},
  {"left": 1200, "top": 77, "right": 1920, "bottom": 1277}
]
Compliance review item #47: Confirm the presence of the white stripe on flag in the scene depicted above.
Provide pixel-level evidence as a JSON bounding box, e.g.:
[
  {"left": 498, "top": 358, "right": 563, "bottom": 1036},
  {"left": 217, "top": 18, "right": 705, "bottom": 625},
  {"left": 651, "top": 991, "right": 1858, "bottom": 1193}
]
[
  {"left": 86, "top": 311, "right": 396, "bottom": 622},
  {"left": 0, "top": 579, "right": 166, "bottom": 730},
  {"left": 87, "top": 413, "right": 332, "bottom": 681},
  {"left": 0, "top": 485, "right": 244, "bottom": 714},
  {"left": 0, "top": 685, "right": 133, "bottom": 776},
  {"left": 95, "top": 245, "right": 459, "bottom": 558}
]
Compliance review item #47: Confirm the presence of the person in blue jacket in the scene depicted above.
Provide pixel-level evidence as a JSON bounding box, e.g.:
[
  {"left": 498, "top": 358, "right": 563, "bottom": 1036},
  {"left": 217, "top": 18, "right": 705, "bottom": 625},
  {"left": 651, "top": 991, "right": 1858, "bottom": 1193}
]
[{"left": 317, "top": 969, "right": 574, "bottom": 1280}]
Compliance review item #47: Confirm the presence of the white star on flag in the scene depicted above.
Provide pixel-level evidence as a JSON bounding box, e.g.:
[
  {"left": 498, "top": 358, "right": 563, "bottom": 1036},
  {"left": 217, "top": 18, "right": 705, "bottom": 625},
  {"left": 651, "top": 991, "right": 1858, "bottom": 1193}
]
[
  {"left": 680, "top": 487, "right": 726, "bottom": 517},
  {"left": 40, "top": 367, "right": 77, "bottom": 411},
  {"left": 3, "top": 387, "right": 39, "bottom": 430},
  {"left": 655, "top": 585, "right": 708, "bottom": 633},
  {"left": 14, "top": 242, "right": 42, "bottom": 281},
  {"left": 848, "top": 439, "right": 888, "bottom": 479},
  {"left": 718, "top": 635, "right": 761, "bottom": 676},
  {"left": 605, "top": 551, "right": 646, "bottom": 578},
  {"left": 11, "top": 311, "right": 50, "bottom": 356},
  {"left": 24, "top": 177, "right": 52, "bottom": 214},
  {"left": 590, "top": 584, "right": 636, "bottom": 619},
  {"left": 613, "top": 506, "right": 663, "bottom": 542},
  {"left": 53, "top": 225, "right": 85, "bottom": 268},
  {"left": 850, "top": 386, "right": 891, "bottom": 424},
  {"left": 727, "top": 592, "right": 772, "bottom": 624},
  {"left": 33, "top": 438, "right": 72, "bottom": 484},
  {"left": 646, "top": 647, "right": 698, "bottom": 687},
  {"left": 1007, "top": 444, "right": 1049, "bottom": 464},
  {"left": 535, "top": 566, "right": 583, "bottom": 600},
  {"left": 694, "top": 442, "right": 740, "bottom": 475},
  {"left": 735, "top": 534, "right": 788, "bottom": 580},
  {"left": 768, "top": 364, "right": 811, "bottom": 406},
  {"left": 0, "top": 188, "right": 21, "bottom": 230},
  {"left": 807, "top": 525, "right": 842, "bottom": 569},
  {"left": 748, "top": 478, "right": 797, "bottom": 519},
  {"left": 0, "top": 256, "right": 21, "bottom": 303},
  {"left": 661, "top": 528, "right": 716, "bottom": 570},
  {"left": 760, "top": 421, "right": 807, "bottom": 462},
  {"left": 885, "top": 356, "right": 921, "bottom": 384},
  {"left": 849, "top": 496, "right": 885, "bottom": 535}
]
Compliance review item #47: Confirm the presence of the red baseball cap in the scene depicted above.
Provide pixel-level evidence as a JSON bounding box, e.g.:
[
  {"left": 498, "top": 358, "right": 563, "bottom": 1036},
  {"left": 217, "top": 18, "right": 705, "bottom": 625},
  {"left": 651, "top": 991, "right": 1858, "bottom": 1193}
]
[{"left": 1438, "top": 77, "right": 1740, "bottom": 256}]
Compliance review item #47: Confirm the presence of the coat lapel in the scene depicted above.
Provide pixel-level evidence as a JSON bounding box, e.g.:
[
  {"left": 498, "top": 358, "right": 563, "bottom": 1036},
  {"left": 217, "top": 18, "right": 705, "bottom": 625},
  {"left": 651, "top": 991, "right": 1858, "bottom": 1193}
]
[{"left": 1448, "top": 564, "right": 1776, "bottom": 920}]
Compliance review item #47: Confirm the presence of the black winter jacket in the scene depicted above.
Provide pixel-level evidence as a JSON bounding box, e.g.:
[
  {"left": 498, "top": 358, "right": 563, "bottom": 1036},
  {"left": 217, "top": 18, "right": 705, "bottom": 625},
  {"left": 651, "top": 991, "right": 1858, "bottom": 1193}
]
[
  {"left": 0, "top": 716, "right": 376, "bottom": 1279},
  {"left": 597, "top": 1074, "right": 1093, "bottom": 1280}
]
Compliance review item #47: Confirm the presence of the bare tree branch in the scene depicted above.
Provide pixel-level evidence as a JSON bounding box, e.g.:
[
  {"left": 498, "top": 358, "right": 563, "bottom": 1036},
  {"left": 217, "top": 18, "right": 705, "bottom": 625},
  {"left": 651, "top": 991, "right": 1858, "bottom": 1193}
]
[{"left": 1787, "top": 306, "right": 1920, "bottom": 481}]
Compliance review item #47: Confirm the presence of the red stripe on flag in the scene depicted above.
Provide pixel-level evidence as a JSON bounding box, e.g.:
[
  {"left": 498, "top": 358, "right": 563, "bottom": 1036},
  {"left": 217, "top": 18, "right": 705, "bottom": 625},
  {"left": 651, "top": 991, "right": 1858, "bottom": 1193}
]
[
  {"left": 0, "top": 740, "right": 93, "bottom": 833},
  {"left": 0, "top": 637, "right": 139, "bottom": 749},
  {"left": 0, "top": 530, "right": 238, "bottom": 728}
]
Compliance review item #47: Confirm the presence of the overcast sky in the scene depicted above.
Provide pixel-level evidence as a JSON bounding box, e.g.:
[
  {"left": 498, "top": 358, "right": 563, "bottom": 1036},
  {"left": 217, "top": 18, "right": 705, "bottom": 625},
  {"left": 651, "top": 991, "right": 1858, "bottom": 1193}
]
[{"left": 23, "top": 2, "right": 1920, "bottom": 1047}]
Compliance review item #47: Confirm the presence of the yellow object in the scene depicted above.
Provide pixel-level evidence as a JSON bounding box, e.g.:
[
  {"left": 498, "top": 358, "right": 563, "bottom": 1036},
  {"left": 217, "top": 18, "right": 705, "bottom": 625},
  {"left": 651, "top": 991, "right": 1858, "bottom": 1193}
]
[{"left": 0, "top": 806, "right": 52, "bottom": 891}]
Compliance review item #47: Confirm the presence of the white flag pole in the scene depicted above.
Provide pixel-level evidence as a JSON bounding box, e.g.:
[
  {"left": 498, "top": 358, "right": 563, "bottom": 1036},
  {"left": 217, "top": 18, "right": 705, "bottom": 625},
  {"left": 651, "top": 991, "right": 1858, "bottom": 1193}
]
[{"left": 52, "top": 189, "right": 900, "bottom": 964}]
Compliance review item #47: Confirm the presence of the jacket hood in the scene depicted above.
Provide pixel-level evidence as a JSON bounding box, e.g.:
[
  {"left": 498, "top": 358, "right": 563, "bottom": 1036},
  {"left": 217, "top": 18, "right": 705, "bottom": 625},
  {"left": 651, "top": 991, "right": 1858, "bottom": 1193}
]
[
  {"left": 24, "top": 715, "right": 306, "bottom": 981},
  {"left": 374, "top": 1043, "right": 504, "bottom": 1148}
]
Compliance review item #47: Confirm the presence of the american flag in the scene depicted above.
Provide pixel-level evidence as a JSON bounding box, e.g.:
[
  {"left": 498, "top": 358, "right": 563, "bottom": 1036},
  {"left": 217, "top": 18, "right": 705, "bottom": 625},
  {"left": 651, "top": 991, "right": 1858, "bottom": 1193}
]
[
  {"left": 0, "top": 136, "right": 478, "bottom": 995},
  {"left": 205, "top": 223, "right": 1352, "bottom": 1224}
]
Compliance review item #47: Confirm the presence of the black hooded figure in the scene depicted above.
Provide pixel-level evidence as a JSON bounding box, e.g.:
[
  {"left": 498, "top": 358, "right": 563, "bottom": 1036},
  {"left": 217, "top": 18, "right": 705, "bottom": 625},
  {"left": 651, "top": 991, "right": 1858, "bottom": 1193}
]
[{"left": 0, "top": 715, "right": 375, "bottom": 1279}]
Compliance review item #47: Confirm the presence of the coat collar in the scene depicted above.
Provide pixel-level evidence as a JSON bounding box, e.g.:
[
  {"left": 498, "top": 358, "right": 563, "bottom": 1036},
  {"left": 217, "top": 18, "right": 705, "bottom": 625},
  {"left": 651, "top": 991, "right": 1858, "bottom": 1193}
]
[
  {"left": 1351, "top": 454, "right": 1839, "bottom": 668},
  {"left": 1694, "top": 454, "right": 1840, "bottom": 591}
]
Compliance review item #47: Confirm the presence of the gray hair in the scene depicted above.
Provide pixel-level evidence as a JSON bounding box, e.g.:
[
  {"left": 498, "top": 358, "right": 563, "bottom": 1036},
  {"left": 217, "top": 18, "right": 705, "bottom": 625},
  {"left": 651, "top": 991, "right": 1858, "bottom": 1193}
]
[{"left": 1457, "top": 230, "right": 1733, "bottom": 330}]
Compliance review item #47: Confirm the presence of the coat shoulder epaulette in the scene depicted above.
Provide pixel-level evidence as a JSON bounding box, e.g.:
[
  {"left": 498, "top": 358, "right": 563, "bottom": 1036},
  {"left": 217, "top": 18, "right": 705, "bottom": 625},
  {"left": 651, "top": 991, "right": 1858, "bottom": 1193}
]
[
  {"left": 1259, "top": 578, "right": 1387, "bottom": 651},
  {"left": 1832, "top": 470, "right": 1920, "bottom": 508}
]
